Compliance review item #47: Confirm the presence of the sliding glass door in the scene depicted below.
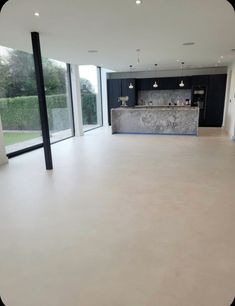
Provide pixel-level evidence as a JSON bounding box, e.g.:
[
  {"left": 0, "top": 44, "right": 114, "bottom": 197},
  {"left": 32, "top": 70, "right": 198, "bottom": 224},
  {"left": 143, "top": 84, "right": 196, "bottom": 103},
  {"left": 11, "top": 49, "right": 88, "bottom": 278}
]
[
  {"left": 79, "top": 65, "right": 102, "bottom": 132},
  {"left": 0, "top": 45, "right": 75, "bottom": 155},
  {"left": 43, "top": 59, "right": 74, "bottom": 143},
  {"left": 0, "top": 46, "right": 42, "bottom": 154}
]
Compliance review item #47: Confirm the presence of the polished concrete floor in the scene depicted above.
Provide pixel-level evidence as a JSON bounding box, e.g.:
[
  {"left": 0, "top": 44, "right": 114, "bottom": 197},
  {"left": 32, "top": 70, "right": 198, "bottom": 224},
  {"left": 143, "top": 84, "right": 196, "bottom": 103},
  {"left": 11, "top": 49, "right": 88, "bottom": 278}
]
[{"left": 0, "top": 128, "right": 234, "bottom": 306}]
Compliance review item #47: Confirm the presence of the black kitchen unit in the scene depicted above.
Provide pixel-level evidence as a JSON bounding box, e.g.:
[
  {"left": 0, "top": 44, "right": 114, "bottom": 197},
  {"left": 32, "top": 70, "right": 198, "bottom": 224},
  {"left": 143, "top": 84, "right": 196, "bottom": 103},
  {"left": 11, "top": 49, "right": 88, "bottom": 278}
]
[
  {"left": 206, "top": 74, "right": 227, "bottom": 127},
  {"left": 191, "top": 74, "right": 227, "bottom": 127},
  {"left": 107, "top": 74, "right": 227, "bottom": 127},
  {"left": 136, "top": 76, "right": 192, "bottom": 90},
  {"left": 107, "top": 78, "right": 137, "bottom": 125},
  {"left": 191, "top": 86, "right": 208, "bottom": 126}
]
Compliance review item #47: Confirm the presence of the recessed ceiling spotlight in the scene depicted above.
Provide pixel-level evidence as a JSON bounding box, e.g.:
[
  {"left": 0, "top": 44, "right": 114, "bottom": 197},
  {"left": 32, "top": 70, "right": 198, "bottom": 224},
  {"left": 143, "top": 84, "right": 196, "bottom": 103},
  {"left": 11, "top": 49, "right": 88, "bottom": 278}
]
[
  {"left": 136, "top": 0, "right": 143, "bottom": 5},
  {"left": 88, "top": 50, "right": 98, "bottom": 53},
  {"left": 34, "top": 12, "right": 40, "bottom": 17},
  {"left": 217, "top": 60, "right": 221, "bottom": 64},
  {"left": 182, "top": 42, "right": 195, "bottom": 46},
  {"left": 176, "top": 59, "right": 180, "bottom": 62},
  {"left": 220, "top": 55, "right": 224, "bottom": 59}
]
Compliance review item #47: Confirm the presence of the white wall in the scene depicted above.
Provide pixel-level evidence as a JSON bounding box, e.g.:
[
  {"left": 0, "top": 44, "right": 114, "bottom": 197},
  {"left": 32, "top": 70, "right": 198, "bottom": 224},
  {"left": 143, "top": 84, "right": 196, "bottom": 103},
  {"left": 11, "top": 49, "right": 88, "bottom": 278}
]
[
  {"left": 0, "top": 116, "right": 8, "bottom": 165},
  {"left": 224, "top": 61, "right": 235, "bottom": 140},
  {"left": 70, "top": 64, "right": 84, "bottom": 136}
]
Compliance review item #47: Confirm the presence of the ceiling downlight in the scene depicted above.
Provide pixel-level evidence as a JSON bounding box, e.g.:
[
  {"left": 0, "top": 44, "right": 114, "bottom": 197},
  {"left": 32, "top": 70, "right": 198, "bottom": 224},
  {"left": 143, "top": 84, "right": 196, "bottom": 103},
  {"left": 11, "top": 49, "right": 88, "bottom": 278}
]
[
  {"left": 182, "top": 42, "right": 195, "bottom": 46},
  {"left": 88, "top": 50, "right": 99, "bottom": 53}
]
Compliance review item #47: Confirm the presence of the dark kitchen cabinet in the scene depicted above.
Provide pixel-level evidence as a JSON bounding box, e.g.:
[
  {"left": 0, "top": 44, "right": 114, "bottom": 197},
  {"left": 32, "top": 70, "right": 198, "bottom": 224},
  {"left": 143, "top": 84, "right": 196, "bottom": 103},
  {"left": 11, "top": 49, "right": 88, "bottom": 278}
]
[
  {"left": 107, "top": 79, "right": 121, "bottom": 125},
  {"left": 136, "top": 78, "right": 152, "bottom": 91},
  {"left": 107, "top": 79, "right": 137, "bottom": 125},
  {"left": 121, "top": 79, "right": 137, "bottom": 106},
  {"left": 191, "top": 74, "right": 227, "bottom": 127},
  {"left": 137, "top": 76, "right": 191, "bottom": 90},
  {"left": 191, "top": 75, "right": 209, "bottom": 87},
  {"left": 107, "top": 73, "right": 227, "bottom": 127},
  {"left": 205, "top": 74, "right": 227, "bottom": 127},
  {"left": 191, "top": 76, "right": 209, "bottom": 126}
]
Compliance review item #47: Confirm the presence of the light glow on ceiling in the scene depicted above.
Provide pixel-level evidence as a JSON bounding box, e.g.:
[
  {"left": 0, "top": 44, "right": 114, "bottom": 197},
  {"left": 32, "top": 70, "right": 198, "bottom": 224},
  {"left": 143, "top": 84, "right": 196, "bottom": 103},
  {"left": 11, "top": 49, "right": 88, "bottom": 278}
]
[{"left": 136, "top": 0, "right": 143, "bottom": 5}]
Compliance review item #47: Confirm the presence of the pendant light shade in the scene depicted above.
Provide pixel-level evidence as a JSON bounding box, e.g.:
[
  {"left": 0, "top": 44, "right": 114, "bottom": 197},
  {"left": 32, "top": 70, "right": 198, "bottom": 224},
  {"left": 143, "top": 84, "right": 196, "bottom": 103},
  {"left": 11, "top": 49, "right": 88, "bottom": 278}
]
[
  {"left": 179, "top": 62, "right": 185, "bottom": 88},
  {"left": 153, "top": 64, "right": 158, "bottom": 88},
  {"left": 153, "top": 81, "right": 158, "bottom": 88},
  {"left": 179, "top": 80, "right": 185, "bottom": 87}
]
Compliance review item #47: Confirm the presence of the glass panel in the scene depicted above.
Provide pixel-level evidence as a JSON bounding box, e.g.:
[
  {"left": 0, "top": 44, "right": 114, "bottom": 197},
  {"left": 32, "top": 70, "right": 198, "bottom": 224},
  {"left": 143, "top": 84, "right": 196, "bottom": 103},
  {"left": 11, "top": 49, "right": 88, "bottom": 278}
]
[
  {"left": 0, "top": 45, "right": 42, "bottom": 154},
  {"left": 79, "top": 65, "right": 102, "bottom": 132},
  {"left": 42, "top": 59, "right": 74, "bottom": 143}
]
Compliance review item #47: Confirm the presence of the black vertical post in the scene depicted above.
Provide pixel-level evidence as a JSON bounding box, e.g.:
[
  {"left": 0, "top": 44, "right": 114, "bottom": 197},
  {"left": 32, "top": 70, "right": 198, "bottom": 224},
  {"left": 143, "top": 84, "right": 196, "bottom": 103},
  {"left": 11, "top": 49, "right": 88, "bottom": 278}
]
[
  {"left": 66, "top": 64, "right": 76, "bottom": 136},
  {"left": 31, "top": 32, "right": 53, "bottom": 170}
]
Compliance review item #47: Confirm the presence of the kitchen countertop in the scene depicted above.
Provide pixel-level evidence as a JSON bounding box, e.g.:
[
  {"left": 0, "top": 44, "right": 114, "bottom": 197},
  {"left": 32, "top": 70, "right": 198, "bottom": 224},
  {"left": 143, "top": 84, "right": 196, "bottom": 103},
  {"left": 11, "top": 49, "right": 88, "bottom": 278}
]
[
  {"left": 111, "top": 106, "right": 199, "bottom": 136},
  {"left": 124, "top": 105, "right": 196, "bottom": 109}
]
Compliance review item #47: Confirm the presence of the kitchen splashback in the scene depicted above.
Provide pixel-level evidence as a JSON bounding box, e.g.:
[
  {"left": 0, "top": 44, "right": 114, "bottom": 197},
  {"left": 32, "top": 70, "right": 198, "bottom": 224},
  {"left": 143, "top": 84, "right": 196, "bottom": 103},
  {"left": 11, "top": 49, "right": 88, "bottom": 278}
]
[{"left": 138, "top": 89, "right": 191, "bottom": 106}]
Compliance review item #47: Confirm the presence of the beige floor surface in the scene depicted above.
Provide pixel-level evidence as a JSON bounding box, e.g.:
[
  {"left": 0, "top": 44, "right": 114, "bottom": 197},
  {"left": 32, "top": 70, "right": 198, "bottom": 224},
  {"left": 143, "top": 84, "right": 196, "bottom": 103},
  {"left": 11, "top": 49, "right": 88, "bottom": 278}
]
[{"left": 0, "top": 127, "right": 234, "bottom": 306}]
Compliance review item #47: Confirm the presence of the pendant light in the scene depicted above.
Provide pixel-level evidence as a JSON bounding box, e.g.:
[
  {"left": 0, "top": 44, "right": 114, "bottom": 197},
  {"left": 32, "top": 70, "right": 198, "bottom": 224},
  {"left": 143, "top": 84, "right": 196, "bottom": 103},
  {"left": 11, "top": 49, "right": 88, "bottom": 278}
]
[
  {"left": 179, "top": 62, "right": 185, "bottom": 88},
  {"left": 153, "top": 64, "right": 159, "bottom": 88},
  {"left": 129, "top": 65, "right": 134, "bottom": 89}
]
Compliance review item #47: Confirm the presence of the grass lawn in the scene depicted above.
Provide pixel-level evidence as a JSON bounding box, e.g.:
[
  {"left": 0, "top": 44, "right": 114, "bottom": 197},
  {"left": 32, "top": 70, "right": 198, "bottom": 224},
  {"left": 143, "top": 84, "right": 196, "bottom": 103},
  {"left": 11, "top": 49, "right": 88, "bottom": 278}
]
[{"left": 3, "top": 131, "right": 41, "bottom": 146}]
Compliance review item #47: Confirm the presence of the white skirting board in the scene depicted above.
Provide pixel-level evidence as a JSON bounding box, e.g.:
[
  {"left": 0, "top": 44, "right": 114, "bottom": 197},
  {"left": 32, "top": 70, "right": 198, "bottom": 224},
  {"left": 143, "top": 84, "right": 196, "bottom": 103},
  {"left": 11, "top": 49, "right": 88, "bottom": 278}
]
[{"left": 0, "top": 116, "right": 8, "bottom": 166}]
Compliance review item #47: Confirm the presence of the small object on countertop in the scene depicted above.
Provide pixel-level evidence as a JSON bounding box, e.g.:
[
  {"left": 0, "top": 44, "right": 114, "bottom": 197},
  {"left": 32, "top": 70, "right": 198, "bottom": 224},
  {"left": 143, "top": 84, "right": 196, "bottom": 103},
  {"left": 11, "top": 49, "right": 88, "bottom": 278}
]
[{"left": 118, "top": 96, "right": 129, "bottom": 107}]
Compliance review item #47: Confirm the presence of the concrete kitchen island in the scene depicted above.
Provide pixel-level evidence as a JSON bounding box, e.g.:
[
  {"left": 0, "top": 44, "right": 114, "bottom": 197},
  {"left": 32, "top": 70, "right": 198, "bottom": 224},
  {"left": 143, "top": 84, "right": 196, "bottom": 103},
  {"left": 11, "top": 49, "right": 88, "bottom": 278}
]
[{"left": 111, "top": 106, "right": 199, "bottom": 136}]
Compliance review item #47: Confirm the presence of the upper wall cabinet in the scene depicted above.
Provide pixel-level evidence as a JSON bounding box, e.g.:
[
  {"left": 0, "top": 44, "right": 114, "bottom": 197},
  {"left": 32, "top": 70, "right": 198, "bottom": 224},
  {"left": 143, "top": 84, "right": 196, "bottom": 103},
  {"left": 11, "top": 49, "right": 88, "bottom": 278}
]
[
  {"left": 191, "top": 75, "right": 209, "bottom": 88},
  {"left": 137, "top": 77, "right": 191, "bottom": 91},
  {"left": 136, "top": 78, "right": 152, "bottom": 91}
]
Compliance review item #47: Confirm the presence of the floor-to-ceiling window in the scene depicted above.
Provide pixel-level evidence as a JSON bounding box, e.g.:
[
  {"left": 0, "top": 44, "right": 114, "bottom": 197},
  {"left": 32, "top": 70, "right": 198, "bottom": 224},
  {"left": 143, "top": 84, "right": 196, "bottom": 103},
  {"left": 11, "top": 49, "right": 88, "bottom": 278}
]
[
  {"left": 0, "top": 46, "right": 42, "bottom": 154},
  {"left": 43, "top": 59, "right": 74, "bottom": 142},
  {"left": 79, "top": 65, "right": 102, "bottom": 132},
  {"left": 0, "top": 45, "right": 75, "bottom": 155}
]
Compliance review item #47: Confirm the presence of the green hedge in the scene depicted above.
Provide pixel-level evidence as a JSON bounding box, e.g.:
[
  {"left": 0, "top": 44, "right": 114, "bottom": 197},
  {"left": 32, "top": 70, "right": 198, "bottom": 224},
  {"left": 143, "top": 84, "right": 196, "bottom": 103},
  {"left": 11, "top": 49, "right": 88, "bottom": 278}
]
[
  {"left": 0, "top": 94, "right": 68, "bottom": 130},
  {"left": 0, "top": 93, "right": 98, "bottom": 130},
  {"left": 81, "top": 93, "right": 97, "bottom": 125}
]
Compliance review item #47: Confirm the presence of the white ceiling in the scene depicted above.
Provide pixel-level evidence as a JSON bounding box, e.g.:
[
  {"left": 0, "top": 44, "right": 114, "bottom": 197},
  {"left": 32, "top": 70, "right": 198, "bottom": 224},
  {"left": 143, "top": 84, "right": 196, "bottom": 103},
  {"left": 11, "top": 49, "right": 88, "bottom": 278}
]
[{"left": 0, "top": 0, "right": 235, "bottom": 71}]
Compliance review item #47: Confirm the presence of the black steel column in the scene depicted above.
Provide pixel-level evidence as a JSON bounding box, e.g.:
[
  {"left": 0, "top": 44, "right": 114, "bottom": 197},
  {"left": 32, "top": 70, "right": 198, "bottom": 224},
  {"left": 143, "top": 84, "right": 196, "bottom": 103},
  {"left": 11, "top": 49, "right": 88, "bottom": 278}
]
[
  {"left": 31, "top": 32, "right": 53, "bottom": 170},
  {"left": 66, "top": 64, "right": 76, "bottom": 136}
]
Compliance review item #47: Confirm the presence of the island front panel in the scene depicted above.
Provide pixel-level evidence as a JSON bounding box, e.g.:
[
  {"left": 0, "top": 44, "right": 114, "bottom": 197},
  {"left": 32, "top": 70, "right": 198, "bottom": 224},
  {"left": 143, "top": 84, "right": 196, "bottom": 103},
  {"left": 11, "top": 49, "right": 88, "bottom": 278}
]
[{"left": 111, "top": 107, "right": 199, "bottom": 136}]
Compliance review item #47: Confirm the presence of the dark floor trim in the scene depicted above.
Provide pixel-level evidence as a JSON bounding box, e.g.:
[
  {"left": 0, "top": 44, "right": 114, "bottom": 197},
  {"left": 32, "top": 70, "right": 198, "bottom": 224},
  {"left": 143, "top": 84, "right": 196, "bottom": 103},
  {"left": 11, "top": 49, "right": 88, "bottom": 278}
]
[
  {"left": 7, "top": 135, "right": 75, "bottom": 159},
  {"left": 83, "top": 125, "right": 103, "bottom": 133},
  {"left": 7, "top": 143, "right": 43, "bottom": 158}
]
